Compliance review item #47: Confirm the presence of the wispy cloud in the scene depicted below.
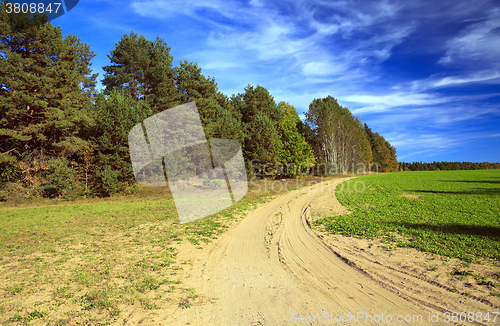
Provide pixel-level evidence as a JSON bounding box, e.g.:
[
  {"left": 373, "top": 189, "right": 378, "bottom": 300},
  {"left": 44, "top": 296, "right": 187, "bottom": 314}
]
[
  {"left": 130, "top": 0, "right": 415, "bottom": 84},
  {"left": 62, "top": 0, "right": 500, "bottom": 162},
  {"left": 346, "top": 93, "right": 445, "bottom": 114},
  {"left": 131, "top": 0, "right": 230, "bottom": 19},
  {"left": 391, "top": 129, "right": 500, "bottom": 149},
  {"left": 431, "top": 71, "right": 500, "bottom": 88},
  {"left": 406, "top": 71, "right": 500, "bottom": 92},
  {"left": 439, "top": 8, "right": 500, "bottom": 68}
]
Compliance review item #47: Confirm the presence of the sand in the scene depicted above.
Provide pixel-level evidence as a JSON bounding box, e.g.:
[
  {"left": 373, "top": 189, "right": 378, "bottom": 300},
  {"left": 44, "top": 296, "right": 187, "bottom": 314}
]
[{"left": 158, "top": 177, "right": 499, "bottom": 325}]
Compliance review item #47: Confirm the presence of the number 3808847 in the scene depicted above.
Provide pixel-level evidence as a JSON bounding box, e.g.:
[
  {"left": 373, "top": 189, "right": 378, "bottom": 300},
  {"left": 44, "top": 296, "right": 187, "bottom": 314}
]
[{"left": 5, "top": 2, "right": 62, "bottom": 14}]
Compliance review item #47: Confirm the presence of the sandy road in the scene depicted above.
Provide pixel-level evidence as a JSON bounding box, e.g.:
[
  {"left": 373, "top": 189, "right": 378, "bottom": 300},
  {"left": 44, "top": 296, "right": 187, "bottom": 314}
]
[{"left": 171, "top": 178, "right": 496, "bottom": 325}]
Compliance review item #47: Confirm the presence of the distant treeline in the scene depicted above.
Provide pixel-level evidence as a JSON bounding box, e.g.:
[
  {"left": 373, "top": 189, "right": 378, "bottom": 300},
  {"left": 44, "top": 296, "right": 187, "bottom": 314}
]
[
  {"left": 399, "top": 161, "right": 500, "bottom": 172},
  {"left": 0, "top": 5, "right": 397, "bottom": 201}
]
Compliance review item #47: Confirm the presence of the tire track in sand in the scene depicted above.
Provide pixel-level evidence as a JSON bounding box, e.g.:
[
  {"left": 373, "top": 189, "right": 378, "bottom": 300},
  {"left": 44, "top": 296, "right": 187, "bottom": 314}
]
[{"left": 170, "top": 178, "right": 494, "bottom": 325}]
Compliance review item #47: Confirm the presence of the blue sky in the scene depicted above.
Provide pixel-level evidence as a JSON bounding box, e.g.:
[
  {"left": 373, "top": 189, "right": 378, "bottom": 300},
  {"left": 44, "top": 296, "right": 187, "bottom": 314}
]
[{"left": 52, "top": 0, "right": 500, "bottom": 163}]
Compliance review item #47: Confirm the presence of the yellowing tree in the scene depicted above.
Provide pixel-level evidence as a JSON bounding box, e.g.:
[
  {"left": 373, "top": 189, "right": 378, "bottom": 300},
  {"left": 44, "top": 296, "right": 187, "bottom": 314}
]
[{"left": 71, "top": 145, "right": 96, "bottom": 196}]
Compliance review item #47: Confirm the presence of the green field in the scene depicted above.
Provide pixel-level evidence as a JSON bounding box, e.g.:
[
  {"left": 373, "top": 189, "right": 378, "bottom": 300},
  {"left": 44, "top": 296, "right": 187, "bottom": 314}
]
[
  {"left": 315, "top": 170, "right": 500, "bottom": 263},
  {"left": 0, "top": 178, "right": 323, "bottom": 325}
]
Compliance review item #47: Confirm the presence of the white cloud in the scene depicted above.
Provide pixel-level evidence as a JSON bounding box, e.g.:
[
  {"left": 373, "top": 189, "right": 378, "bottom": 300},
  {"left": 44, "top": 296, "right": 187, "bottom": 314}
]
[
  {"left": 406, "top": 70, "right": 500, "bottom": 93},
  {"left": 302, "top": 61, "right": 346, "bottom": 76},
  {"left": 431, "top": 71, "right": 500, "bottom": 88},
  {"left": 249, "top": 0, "right": 264, "bottom": 7},
  {"left": 345, "top": 93, "right": 443, "bottom": 113},
  {"left": 131, "top": 0, "right": 415, "bottom": 82},
  {"left": 438, "top": 8, "right": 500, "bottom": 67},
  {"left": 397, "top": 149, "right": 437, "bottom": 160},
  {"left": 368, "top": 104, "right": 499, "bottom": 129},
  {"left": 131, "top": 0, "right": 228, "bottom": 19},
  {"left": 390, "top": 134, "right": 456, "bottom": 149},
  {"left": 125, "top": 0, "right": 499, "bottom": 164},
  {"left": 390, "top": 129, "right": 500, "bottom": 155}
]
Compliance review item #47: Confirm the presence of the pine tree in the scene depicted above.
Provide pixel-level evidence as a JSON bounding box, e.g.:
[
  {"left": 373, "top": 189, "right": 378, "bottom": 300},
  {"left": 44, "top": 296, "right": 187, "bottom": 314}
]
[
  {"left": 102, "top": 31, "right": 177, "bottom": 112},
  {"left": 231, "top": 85, "right": 283, "bottom": 175},
  {"left": 0, "top": 1, "right": 97, "bottom": 190},
  {"left": 233, "top": 85, "right": 282, "bottom": 124},
  {"left": 89, "top": 89, "right": 154, "bottom": 192},
  {"left": 364, "top": 124, "right": 398, "bottom": 172},
  {"left": 355, "top": 116, "right": 373, "bottom": 167},
  {"left": 246, "top": 111, "right": 282, "bottom": 177},
  {"left": 174, "top": 60, "right": 243, "bottom": 144}
]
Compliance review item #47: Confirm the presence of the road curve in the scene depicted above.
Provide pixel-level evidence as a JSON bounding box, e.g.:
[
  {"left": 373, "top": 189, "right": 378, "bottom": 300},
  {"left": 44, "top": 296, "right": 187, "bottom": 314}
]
[{"left": 171, "top": 178, "right": 494, "bottom": 325}]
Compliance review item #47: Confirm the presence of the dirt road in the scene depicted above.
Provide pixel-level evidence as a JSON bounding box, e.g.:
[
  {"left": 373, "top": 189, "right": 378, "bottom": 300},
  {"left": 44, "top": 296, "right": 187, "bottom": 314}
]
[{"left": 170, "top": 177, "right": 497, "bottom": 325}]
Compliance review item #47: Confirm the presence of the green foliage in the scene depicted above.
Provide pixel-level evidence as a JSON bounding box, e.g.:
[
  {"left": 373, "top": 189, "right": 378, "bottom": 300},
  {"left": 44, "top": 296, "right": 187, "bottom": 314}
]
[
  {"left": 0, "top": 3, "right": 97, "bottom": 157},
  {"left": 71, "top": 145, "right": 96, "bottom": 196},
  {"left": 6, "top": 309, "right": 48, "bottom": 324},
  {"left": 89, "top": 89, "right": 153, "bottom": 192},
  {"left": 305, "top": 96, "right": 377, "bottom": 174},
  {"left": 174, "top": 60, "right": 244, "bottom": 144},
  {"left": 276, "top": 101, "right": 315, "bottom": 176},
  {"left": 0, "top": 153, "right": 22, "bottom": 185},
  {"left": 364, "top": 124, "right": 397, "bottom": 172},
  {"left": 102, "top": 31, "right": 177, "bottom": 112},
  {"left": 246, "top": 111, "right": 282, "bottom": 175},
  {"left": 315, "top": 170, "right": 500, "bottom": 261},
  {"left": 231, "top": 85, "right": 283, "bottom": 176},
  {"left": 233, "top": 85, "right": 282, "bottom": 124},
  {"left": 96, "top": 165, "right": 123, "bottom": 197},
  {"left": 43, "top": 157, "right": 80, "bottom": 199},
  {"left": 400, "top": 161, "right": 500, "bottom": 171}
]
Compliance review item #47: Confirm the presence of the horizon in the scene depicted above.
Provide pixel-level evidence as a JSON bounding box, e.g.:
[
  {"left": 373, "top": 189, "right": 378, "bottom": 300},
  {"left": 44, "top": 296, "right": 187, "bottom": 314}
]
[{"left": 46, "top": 0, "right": 499, "bottom": 163}]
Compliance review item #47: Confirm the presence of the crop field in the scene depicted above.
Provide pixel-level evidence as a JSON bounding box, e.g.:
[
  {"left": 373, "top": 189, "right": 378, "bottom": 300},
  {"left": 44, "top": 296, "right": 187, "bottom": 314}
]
[
  {"left": 315, "top": 170, "right": 500, "bottom": 263},
  {"left": 0, "top": 177, "right": 324, "bottom": 325}
]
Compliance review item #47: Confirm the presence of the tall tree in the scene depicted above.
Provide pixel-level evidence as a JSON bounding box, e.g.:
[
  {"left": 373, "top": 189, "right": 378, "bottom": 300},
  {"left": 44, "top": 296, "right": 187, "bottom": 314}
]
[
  {"left": 354, "top": 116, "right": 373, "bottom": 167},
  {"left": 232, "top": 85, "right": 282, "bottom": 124},
  {"left": 246, "top": 111, "right": 282, "bottom": 175},
  {"left": 71, "top": 144, "right": 96, "bottom": 196},
  {"left": 0, "top": 2, "right": 97, "bottom": 161},
  {"left": 364, "top": 124, "right": 397, "bottom": 172},
  {"left": 102, "top": 31, "right": 177, "bottom": 112},
  {"left": 276, "top": 101, "right": 315, "bottom": 175},
  {"left": 231, "top": 85, "right": 283, "bottom": 175},
  {"left": 174, "top": 60, "right": 244, "bottom": 144},
  {"left": 306, "top": 96, "right": 363, "bottom": 173},
  {"left": 89, "top": 89, "right": 154, "bottom": 194}
]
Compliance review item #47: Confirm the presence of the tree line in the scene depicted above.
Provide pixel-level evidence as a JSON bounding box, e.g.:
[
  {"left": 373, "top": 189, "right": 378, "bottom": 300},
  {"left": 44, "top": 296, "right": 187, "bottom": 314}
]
[
  {"left": 0, "top": 5, "right": 398, "bottom": 201},
  {"left": 399, "top": 161, "right": 500, "bottom": 172}
]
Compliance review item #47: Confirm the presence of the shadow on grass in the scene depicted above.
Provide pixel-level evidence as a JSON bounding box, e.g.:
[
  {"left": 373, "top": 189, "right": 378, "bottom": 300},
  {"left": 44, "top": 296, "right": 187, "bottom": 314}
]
[
  {"left": 438, "top": 179, "right": 500, "bottom": 185},
  {"left": 385, "top": 222, "right": 500, "bottom": 240},
  {"left": 410, "top": 189, "right": 500, "bottom": 195}
]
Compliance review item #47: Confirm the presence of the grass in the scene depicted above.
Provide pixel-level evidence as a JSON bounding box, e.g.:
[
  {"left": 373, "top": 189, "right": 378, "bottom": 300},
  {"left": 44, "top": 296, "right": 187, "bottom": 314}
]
[
  {"left": 315, "top": 170, "right": 500, "bottom": 263},
  {"left": 0, "top": 175, "right": 328, "bottom": 324},
  {"left": 6, "top": 310, "right": 48, "bottom": 325}
]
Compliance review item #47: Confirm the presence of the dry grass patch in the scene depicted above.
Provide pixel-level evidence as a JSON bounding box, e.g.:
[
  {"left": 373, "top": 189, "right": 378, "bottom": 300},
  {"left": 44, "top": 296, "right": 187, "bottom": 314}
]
[
  {"left": 399, "top": 192, "right": 422, "bottom": 199},
  {"left": 0, "top": 176, "right": 335, "bottom": 324}
]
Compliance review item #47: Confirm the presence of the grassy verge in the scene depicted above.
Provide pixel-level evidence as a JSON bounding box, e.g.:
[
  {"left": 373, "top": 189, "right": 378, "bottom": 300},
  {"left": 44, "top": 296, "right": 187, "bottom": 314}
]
[
  {"left": 0, "top": 176, "right": 329, "bottom": 325},
  {"left": 315, "top": 170, "right": 500, "bottom": 263}
]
